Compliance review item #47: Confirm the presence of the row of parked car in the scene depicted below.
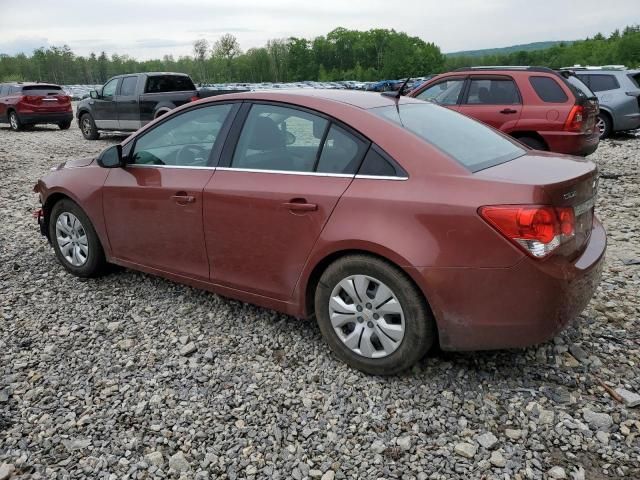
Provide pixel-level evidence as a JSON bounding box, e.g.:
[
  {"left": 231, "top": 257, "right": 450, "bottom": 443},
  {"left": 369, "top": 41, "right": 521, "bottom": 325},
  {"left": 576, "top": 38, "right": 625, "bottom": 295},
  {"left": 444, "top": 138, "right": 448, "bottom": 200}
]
[{"left": 1, "top": 66, "right": 639, "bottom": 154}]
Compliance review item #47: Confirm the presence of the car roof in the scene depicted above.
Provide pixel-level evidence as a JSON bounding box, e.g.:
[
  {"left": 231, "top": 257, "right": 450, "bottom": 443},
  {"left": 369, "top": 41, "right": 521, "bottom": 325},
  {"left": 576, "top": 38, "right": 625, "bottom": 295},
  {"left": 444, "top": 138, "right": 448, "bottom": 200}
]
[
  {"left": 203, "top": 89, "right": 425, "bottom": 110},
  {"left": 1, "top": 82, "right": 60, "bottom": 87}
]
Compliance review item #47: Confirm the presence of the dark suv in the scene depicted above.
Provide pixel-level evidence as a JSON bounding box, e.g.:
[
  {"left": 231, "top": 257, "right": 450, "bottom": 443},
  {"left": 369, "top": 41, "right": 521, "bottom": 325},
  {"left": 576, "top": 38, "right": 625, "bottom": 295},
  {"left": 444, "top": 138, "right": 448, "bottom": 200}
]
[
  {"left": 408, "top": 67, "right": 599, "bottom": 156},
  {"left": 0, "top": 83, "right": 73, "bottom": 131}
]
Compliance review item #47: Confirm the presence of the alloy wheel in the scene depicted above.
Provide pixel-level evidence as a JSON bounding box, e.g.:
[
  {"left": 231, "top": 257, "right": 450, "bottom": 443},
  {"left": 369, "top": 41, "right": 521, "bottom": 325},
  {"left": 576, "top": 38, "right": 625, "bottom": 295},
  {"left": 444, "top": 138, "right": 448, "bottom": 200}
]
[
  {"left": 329, "top": 274, "right": 405, "bottom": 359},
  {"left": 596, "top": 117, "right": 606, "bottom": 137},
  {"left": 9, "top": 113, "right": 18, "bottom": 130},
  {"left": 55, "top": 212, "right": 89, "bottom": 266},
  {"left": 82, "top": 118, "right": 93, "bottom": 137}
]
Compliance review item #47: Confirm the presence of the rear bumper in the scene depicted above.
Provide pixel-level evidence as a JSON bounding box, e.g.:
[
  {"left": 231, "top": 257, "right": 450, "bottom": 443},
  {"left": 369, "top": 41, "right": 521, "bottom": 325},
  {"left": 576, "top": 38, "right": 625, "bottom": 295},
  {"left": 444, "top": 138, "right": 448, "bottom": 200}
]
[
  {"left": 18, "top": 111, "right": 73, "bottom": 125},
  {"left": 412, "top": 218, "right": 606, "bottom": 351},
  {"left": 540, "top": 130, "right": 600, "bottom": 156}
]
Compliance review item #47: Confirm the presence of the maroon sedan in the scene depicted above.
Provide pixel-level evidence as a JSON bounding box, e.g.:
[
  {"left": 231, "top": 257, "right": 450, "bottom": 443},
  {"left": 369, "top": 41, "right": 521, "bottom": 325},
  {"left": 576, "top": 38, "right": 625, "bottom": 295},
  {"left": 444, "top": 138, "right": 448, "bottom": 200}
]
[{"left": 34, "top": 90, "right": 605, "bottom": 375}]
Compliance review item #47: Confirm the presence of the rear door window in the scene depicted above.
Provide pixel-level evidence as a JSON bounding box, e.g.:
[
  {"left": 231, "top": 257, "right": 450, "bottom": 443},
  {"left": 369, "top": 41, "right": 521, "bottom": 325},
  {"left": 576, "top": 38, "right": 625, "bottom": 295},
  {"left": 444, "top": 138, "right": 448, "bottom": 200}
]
[
  {"left": 415, "top": 78, "right": 465, "bottom": 105},
  {"left": 373, "top": 102, "right": 525, "bottom": 172},
  {"left": 316, "top": 125, "right": 368, "bottom": 174},
  {"left": 529, "top": 76, "right": 568, "bottom": 103},
  {"left": 0, "top": 85, "right": 8, "bottom": 97},
  {"left": 465, "top": 78, "right": 520, "bottom": 104},
  {"left": 119, "top": 76, "right": 138, "bottom": 96},
  {"left": 587, "top": 74, "right": 620, "bottom": 92}
]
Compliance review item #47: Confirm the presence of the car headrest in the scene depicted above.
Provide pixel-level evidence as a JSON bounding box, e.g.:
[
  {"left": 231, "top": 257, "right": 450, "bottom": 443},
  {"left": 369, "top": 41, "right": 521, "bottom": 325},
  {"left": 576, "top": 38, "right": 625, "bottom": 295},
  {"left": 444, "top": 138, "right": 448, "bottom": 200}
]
[{"left": 248, "top": 116, "right": 285, "bottom": 150}]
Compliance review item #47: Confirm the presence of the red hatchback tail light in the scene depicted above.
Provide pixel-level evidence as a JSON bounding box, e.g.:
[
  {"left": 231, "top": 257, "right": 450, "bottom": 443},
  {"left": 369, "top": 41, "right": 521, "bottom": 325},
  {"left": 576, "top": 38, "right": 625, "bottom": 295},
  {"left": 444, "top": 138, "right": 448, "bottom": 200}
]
[
  {"left": 564, "top": 105, "right": 585, "bottom": 132},
  {"left": 479, "top": 205, "right": 575, "bottom": 258}
]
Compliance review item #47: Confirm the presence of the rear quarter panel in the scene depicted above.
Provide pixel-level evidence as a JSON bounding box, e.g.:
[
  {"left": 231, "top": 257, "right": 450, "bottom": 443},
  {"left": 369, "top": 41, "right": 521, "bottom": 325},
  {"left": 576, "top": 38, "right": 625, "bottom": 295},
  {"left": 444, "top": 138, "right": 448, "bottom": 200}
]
[{"left": 515, "top": 73, "right": 574, "bottom": 133}]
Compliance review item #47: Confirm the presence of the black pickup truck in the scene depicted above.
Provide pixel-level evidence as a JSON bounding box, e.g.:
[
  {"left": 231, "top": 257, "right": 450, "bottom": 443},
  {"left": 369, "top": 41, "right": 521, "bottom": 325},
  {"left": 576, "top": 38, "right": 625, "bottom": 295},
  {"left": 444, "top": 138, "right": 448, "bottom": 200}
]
[{"left": 77, "top": 72, "right": 216, "bottom": 140}]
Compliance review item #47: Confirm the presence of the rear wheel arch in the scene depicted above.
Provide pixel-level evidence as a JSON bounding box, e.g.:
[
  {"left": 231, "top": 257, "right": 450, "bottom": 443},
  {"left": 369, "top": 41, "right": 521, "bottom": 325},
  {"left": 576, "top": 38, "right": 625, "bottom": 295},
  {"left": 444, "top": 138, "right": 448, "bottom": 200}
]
[
  {"left": 304, "top": 249, "right": 439, "bottom": 333},
  {"left": 154, "top": 107, "right": 172, "bottom": 119}
]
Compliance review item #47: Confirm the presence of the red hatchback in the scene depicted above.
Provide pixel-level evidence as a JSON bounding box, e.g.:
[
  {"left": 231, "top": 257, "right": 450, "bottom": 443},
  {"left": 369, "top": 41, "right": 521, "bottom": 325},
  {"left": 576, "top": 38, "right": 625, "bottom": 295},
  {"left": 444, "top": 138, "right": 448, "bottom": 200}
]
[
  {"left": 408, "top": 67, "right": 600, "bottom": 156},
  {"left": 34, "top": 90, "right": 605, "bottom": 375},
  {"left": 0, "top": 82, "right": 73, "bottom": 131}
]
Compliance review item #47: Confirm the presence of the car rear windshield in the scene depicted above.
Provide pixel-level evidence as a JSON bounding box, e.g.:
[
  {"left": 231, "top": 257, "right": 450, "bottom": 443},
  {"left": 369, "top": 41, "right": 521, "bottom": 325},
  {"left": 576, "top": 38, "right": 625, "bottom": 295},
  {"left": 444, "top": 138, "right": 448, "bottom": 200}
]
[
  {"left": 21, "top": 85, "right": 63, "bottom": 95},
  {"left": 562, "top": 75, "right": 595, "bottom": 100},
  {"left": 372, "top": 103, "right": 526, "bottom": 172},
  {"left": 144, "top": 75, "right": 196, "bottom": 93}
]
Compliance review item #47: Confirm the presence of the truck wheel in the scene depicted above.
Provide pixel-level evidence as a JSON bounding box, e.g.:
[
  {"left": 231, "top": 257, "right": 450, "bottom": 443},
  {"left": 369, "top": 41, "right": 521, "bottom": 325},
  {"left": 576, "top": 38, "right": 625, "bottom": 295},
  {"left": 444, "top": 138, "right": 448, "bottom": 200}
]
[
  {"left": 80, "top": 113, "right": 100, "bottom": 140},
  {"left": 8, "top": 111, "right": 23, "bottom": 131}
]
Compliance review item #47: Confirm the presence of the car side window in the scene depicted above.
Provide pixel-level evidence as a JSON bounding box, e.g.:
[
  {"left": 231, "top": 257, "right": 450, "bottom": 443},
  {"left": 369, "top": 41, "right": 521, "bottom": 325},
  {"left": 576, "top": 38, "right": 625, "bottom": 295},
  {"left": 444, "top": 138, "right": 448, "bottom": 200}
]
[
  {"left": 102, "top": 78, "right": 119, "bottom": 99},
  {"left": 0, "top": 85, "right": 7, "bottom": 97},
  {"left": 415, "top": 79, "right": 465, "bottom": 105},
  {"left": 465, "top": 78, "right": 520, "bottom": 105},
  {"left": 529, "top": 76, "right": 568, "bottom": 103},
  {"left": 587, "top": 75, "right": 620, "bottom": 92},
  {"left": 130, "top": 104, "right": 233, "bottom": 167},
  {"left": 231, "top": 104, "right": 328, "bottom": 172},
  {"left": 316, "top": 125, "right": 367, "bottom": 174},
  {"left": 358, "top": 146, "right": 405, "bottom": 177},
  {"left": 119, "top": 76, "right": 137, "bottom": 96}
]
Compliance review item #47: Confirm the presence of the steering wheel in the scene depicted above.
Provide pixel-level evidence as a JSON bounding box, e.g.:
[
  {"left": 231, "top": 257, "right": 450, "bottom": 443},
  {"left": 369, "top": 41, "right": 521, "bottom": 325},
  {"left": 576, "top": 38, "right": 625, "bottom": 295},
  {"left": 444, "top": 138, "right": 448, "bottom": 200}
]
[{"left": 176, "top": 144, "right": 209, "bottom": 166}]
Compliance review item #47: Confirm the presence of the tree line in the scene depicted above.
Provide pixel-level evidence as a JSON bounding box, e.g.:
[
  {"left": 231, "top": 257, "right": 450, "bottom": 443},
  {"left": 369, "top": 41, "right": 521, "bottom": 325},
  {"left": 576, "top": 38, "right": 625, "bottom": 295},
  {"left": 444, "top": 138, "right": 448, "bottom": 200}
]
[{"left": 0, "top": 25, "right": 638, "bottom": 85}]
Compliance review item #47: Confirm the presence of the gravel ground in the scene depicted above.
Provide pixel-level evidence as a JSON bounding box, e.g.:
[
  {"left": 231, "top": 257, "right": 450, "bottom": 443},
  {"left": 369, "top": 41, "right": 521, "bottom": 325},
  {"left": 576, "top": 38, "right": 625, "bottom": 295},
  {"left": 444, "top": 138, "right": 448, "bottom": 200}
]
[{"left": 0, "top": 119, "right": 639, "bottom": 480}]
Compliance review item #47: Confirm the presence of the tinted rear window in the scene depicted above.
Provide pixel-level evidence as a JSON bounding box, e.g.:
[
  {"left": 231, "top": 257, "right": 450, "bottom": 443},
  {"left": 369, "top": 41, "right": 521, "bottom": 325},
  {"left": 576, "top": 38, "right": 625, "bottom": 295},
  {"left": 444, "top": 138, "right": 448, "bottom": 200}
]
[
  {"left": 563, "top": 75, "right": 594, "bottom": 100},
  {"left": 22, "top": 85, "right": 61, "bottom": 91},
  {"left": 145, "top": 75, "right": 195, "bottom": 93},
  {"left": 373, "top": 103, "right": 526, "bottom": 172},
  {"left": 529, "top": 76, "right": 568, "bottom": 103},
  {"left": 587, "top": 74, "right": 620, "bottom": 92}
]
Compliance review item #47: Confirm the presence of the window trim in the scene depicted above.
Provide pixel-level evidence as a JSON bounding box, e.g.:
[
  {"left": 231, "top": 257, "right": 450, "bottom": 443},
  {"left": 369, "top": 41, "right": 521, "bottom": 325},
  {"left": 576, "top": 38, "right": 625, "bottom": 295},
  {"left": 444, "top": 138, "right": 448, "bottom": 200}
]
[
  {"left": 124, "top": 101, "right": 242, "bottom": 168},
  {"left": 219, "top": 100, "right": 371, "bottom": 176},
  {"left": 461, "top": 75, "right": 522, "bottom": 105}
]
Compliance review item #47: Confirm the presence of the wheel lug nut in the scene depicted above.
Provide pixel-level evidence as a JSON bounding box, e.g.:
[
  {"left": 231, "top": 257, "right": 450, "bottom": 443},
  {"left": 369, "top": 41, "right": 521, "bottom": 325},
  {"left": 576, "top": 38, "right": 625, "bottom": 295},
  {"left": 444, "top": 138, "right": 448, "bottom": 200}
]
[
  {"left": 367, "top": 321, "right": 374, "bottom": 328},
  {"left": 365, "top": 303, "right": 372, "bottom": 309},
  {"left": 373, "top": 313, "right": 380, "bottom": 320},
  {"left": 356, "top": 305, "right": 363, "bottom": 312},
  {"left": 357, "top": 317, "right": 363, "bottom": 323}
]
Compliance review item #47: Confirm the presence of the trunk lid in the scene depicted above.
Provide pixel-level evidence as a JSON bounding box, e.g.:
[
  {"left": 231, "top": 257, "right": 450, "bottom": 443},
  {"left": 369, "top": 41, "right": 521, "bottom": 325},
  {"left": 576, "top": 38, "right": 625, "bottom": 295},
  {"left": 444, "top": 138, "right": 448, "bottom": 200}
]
[
  {"left": 20, "top": 85, "right": 71, "bottom": 112},
  {"left": 476, "top": 152, "right": 599, "bottom": 258}
]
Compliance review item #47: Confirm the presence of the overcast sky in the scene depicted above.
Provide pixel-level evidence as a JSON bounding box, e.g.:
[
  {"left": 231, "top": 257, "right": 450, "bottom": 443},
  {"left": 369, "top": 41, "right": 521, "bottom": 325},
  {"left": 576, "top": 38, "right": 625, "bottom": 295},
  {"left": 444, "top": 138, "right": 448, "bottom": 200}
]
[{"left": 0, "top": 0, "right": 638, "bottom": 59}]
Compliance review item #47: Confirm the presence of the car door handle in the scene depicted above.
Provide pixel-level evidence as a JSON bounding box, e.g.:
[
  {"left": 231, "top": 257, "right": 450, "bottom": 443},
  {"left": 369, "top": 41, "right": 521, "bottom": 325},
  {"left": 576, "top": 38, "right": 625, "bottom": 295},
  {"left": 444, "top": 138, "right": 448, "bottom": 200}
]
[
  {"left": 500, "top": 108, "right": 518, "bottom": 114},
  {"left": 283, "top": 199, "right": 317, "bottom": 212},
  {"left": 171, "top": 193, "right": 196, "bottom": 204}
]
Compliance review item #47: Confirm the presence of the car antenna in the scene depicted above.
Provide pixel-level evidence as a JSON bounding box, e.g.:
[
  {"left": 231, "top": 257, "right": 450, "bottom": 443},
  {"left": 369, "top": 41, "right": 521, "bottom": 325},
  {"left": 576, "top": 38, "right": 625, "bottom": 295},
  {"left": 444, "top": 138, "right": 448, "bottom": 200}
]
[{"left": 382, "top": 76, "right": 412, "bottom": 100}]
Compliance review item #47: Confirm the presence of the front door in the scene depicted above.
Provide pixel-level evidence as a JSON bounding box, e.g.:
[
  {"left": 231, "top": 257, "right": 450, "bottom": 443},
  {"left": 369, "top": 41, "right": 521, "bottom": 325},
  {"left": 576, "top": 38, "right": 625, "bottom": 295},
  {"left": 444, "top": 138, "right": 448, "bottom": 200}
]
[
  {"left": 92, "top": 77, "right": 120, "bottom": 129},
  {"left": 458, "top": 76, "right": 523, "bottom": 130},
  {"left": 204, "top": 103, "right": 368, "bottom": 300},
  {"left": 102, "top": 103, "right": 236, "bottom": 279},
  {"left": 115, "top": 75, "right": 140, "bottom": 130}
]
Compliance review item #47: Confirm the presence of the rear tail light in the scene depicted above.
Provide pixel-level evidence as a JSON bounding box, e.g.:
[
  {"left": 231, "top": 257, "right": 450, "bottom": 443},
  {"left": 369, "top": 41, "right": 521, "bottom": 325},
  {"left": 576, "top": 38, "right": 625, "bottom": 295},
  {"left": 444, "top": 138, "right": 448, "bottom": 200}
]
[
  {"left": 564, "top": 105, "right": 585, "bottom": 132},
  {"left": 479, "top": 205, "right": 575, "bottom": 258},
  {"left": 190, "top": 95, "right": 200, "bottom": 102},
  {"left": 23, "top": 95, "right": 41, "bottom": 102}
]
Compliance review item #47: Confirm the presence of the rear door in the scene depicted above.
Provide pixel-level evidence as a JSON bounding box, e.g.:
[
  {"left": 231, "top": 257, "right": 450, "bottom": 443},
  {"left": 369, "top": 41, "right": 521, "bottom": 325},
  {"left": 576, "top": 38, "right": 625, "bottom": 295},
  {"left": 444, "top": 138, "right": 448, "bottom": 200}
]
[
  {"left": 203, "top": 102, "right": 368, "bottom": 300},
  {"left": 115, "top": 75, "right": 140, "bottom": 130},
  {"left": 92, "top": 77, "right": 120, "bottom": 129},
  {"left": 413, "top": 76, "right": 466, "bottom": 112},
  {"left": 458, "top": 75, "right": 522, "bottom": 130}
]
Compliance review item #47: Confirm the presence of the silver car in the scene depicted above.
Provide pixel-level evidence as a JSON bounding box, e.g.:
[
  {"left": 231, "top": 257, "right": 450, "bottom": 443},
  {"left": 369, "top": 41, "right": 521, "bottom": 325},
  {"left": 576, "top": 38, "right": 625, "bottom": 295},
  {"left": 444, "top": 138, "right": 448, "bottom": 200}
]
[{"left": 567, "top": 67, "right": 640, "bottom": 138}]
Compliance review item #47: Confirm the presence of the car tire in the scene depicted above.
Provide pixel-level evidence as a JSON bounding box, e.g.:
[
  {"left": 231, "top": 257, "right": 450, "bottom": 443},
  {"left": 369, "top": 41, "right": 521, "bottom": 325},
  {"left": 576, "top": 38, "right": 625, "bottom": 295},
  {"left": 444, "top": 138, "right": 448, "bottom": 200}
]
[
  {"left": 596, "top": 113, "right": 612, "bottom": 139},
  {"left": 49, "top": 199, "right": 106, "bottom": 278},
  {"left": 80, "top": 113, "right": 100, "bottom": 140},
  {"left": 8, "top": 111, "right": 22, "bottom": 131},
  {"left": 315, "top": 254, "right": 435, "bottom": 375},
  {"left": 58, "top": 121, "right": 72, "bottom": 130},
  {"left": 517, "top": 136, "right": 547, "bottom": 151}
]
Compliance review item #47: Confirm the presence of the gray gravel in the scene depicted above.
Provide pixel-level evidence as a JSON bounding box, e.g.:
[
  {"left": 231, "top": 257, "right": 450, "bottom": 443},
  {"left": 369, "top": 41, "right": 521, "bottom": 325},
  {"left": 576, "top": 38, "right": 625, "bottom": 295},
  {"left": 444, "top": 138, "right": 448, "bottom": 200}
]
[{"left": 1, "top": 120, "right": 639, "bottom": 479}]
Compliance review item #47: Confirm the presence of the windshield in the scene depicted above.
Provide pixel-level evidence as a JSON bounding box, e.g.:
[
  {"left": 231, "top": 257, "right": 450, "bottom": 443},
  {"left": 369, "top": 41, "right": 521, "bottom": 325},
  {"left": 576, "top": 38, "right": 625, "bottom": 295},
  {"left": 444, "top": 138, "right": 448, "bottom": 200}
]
[{"left": 372, "top": 103, "right": 526, "bottom": 172}]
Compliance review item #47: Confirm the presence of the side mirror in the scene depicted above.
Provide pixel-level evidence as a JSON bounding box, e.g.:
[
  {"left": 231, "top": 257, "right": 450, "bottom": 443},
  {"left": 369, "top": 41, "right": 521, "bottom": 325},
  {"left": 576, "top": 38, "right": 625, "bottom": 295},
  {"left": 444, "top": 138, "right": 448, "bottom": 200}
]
[
  {"left": 97, "top": 145, "right": 124, "bottom": 168},
  {"left": 90, "top": 90, "right": 99, "bottom": 99}
]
